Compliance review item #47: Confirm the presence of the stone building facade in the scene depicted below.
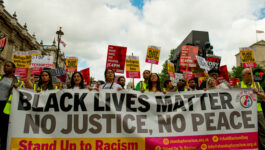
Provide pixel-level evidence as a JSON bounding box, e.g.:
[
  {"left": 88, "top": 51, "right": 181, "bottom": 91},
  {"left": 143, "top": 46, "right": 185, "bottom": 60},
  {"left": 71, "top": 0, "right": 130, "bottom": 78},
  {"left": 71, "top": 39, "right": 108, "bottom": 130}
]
[
  {"left": 0, "top": 0, "right": 65, "bottom": 74},
  {"left": 235, "top": 40, "right": 265, "bottom": 68}
]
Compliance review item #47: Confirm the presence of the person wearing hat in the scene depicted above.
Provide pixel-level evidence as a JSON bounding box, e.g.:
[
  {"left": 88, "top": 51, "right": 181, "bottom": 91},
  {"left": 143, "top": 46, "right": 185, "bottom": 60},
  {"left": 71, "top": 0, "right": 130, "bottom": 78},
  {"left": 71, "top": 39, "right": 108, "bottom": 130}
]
[{"left": 199, "top": 69, "right": 220, "bottom": 90}]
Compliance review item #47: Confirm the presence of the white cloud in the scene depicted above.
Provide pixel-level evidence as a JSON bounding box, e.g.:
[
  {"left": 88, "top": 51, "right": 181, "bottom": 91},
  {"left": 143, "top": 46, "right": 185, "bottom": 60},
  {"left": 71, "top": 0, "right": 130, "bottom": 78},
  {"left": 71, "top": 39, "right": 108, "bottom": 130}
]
[{"left": 4, "top": 0, "right": 265, "bottom": 83}]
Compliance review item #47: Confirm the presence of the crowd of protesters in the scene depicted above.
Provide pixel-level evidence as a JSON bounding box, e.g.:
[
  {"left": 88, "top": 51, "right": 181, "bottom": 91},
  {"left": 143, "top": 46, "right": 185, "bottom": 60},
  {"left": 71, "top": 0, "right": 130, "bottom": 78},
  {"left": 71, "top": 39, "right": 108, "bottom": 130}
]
[{"left": 1, "top": 61, "right": 265, "bottom": 149}]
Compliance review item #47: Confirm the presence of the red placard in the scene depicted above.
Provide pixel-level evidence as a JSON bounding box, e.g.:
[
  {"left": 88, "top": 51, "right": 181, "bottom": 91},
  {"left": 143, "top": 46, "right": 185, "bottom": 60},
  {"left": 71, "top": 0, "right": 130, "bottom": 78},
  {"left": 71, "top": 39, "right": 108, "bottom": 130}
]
[
  {"left": 15, "top": 68, "right": 28, "bottom": 81},
  {"left": 182, "top": 70, "right": 193, "bottom": 80},
  {"left": 15, "top": 67, "right": 42, "bottom": 81},
  {"left": 206, "top": 55, "right": 221, "bottom": 71},
  {"left": 80, "top": 68, "right": 90, "bottom": 86},
  {"left": 179, "top": 45, "right": 198, "bottom": 67},
  {"left": 114, "top": 75, "right": 122, "bottom": 84},
  {"left": 0, "top": 35, "right": 7, "bottom": 53},
  {"left": 106, "top": 45, "right": 127, "bottom": 73},
  {"left": 229, "top": 78, "right": 240, "bottom": 87},
  {"left": 218, "top": 65, "right": 229, "bottom": 83}
]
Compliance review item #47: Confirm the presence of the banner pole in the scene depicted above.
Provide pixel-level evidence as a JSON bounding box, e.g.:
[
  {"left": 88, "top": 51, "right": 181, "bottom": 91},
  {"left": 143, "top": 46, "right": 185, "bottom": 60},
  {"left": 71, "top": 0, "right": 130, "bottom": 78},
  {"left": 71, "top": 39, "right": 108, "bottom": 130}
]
[
  {"left": 185, "top": 65, "right": 189, "bottom": 88},
  {"left": 150, "top": 64, "right": 153, "bottom": 73},
  {"left": 250, "top": 67, "right": 255, "bottom": 84},
  {"left": 185, "top": 66, "right": 188, "bottom": 80},
  {"left": 132, "top": 53, "right": 135, "bottom": 89}
]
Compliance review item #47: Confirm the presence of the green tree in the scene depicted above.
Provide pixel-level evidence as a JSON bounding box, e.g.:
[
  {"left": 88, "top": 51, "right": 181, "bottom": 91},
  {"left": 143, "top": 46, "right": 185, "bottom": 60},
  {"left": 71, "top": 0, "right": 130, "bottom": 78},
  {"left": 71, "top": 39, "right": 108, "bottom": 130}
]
[
  {"left": 90, "top": 77, "right": 95, "bottom": 82},
  {"left": 231, "top": 63, "right": 244, "bottom": 80},
  {"left": 158, "top": 49, "right": 175, "bottom": 87}
]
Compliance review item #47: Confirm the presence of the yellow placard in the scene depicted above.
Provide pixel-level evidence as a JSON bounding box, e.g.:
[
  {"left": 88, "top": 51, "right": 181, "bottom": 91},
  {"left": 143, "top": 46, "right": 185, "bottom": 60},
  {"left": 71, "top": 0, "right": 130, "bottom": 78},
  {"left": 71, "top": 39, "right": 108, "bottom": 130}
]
[
  {"left": 12, "top": 51, "right": 41, "bottom": 68},
  {"left": 240, "top": 50, "right": 256, "bottom": 63},
  {"left": 66, "top": 58, "right": 78, "bottom": 69},
  {"left": 167, "top": 62, "right": 175, "bottom": 75},
  {"left": 126, "top": 58, "right": 140, "bottom": 72},
  {"left": 146, "top": 47, "right": 160, "bottom": 61}
]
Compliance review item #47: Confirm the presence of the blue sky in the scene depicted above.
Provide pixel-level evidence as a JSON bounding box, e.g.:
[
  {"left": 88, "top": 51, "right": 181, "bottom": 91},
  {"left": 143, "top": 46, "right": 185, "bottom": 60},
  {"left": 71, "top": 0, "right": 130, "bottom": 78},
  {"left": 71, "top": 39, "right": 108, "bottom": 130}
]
[
  {"left": 129, "top": 0, "right": 144, "bottom": 10},
  {"left": 258, "top": 7, "right": 265, "bottom": 20}
]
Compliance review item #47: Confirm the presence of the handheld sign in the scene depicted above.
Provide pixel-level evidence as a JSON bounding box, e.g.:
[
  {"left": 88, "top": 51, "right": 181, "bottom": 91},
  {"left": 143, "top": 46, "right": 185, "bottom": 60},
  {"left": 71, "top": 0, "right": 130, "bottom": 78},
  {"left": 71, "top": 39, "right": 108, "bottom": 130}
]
[
  {"left": 240, "top": 47, "right": 257, "bottom": 68},
  {"left": 174, "top": 73, "right": 183, "bottom": 85},
  {"left": 126, "top": 56, "right": 140, "bottom": 78},
  {"left": 192, "top": 67, "right": 205, "bottom": 78},
  {"left": 31, "top": 55, "right": 54, "bottom": 68},
  {"left": 12, "top": 50, "right": 42, "bottom": 81},
  {"left": 106, "top": 45, "right": 127, "bottom": 73},
  {"left": 179, "top": 45, "right": 198, "bottom": 67},
  {"left": 167, "top": 60, "right": 175, "bottom": 78},
  {"left": 196, "top": 56, "right": 210, "bottom": 70},
  {"left": 218, "top": 65, "right": 229, "bottom": 83},
  {"left": 145, "top": 45, "right": 161, "bottom": 65},
  {"left": 182, "top": 70, "right": 193, "bottom": 80},
  {"left": 253, "top": 69, "right": 264, "bottom": 83},
  {"left": 0, "top": 35, "right": 7, "bottom": 54},
  {"left": 229, "top": 78, "right": 240, "bottom": 87},
  {"left": 13, "top": 50, "right": 41, "bottom": 68},
  {"left": 80, "top": 68, "right": 90, "bottom": 86},
  {"left": 47, "top": 68, "right": 67, "bottom": 83},
  {"left": 206, "top": 54, "right": 221, "bottom": 71},
  {"left": 66, "top": 57, "right": 78, "bottom": 72}
]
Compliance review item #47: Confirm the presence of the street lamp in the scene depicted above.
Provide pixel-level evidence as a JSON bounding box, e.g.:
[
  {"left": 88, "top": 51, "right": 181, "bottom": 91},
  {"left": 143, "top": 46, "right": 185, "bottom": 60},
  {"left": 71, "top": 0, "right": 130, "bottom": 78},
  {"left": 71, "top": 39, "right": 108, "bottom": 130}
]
[{"left": 56, "top": 27, "right": 64, "bottom": 68}]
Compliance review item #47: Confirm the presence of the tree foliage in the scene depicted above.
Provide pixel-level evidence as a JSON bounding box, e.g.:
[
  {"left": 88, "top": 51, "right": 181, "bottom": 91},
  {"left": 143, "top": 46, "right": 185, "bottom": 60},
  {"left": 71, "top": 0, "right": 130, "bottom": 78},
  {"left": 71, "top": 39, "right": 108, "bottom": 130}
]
[
  {"left": 90, "top": 77, "right": 95, "bottom": 82},
  {"left": 158, "top": 49, "right": 175, "bottom": 87}
]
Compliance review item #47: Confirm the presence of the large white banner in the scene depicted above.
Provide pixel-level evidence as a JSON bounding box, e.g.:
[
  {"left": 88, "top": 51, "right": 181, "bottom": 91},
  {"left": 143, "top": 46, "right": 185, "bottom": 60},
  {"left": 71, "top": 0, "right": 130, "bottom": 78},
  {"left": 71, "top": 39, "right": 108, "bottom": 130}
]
[{"left": 8, "top": 88, "right": 258, "bottom": 150}]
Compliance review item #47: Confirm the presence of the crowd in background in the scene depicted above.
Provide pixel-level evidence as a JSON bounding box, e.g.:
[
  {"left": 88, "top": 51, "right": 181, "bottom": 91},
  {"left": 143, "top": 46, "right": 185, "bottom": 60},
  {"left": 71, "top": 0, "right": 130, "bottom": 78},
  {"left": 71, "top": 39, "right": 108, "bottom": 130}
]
[{"left": 0, "top": 61, "right": 265, "bottom": 149}]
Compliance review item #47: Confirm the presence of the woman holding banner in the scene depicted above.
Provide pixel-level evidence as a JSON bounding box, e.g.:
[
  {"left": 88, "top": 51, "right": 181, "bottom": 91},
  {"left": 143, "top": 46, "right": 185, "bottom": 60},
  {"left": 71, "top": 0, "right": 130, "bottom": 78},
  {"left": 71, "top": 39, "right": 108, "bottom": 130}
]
[
  {"left": 100, "top": 68, "right": 122, "bottom": 90},
  {"left": 68, "top": 72, "right": 86, "bottom": 89},
  {"left": 26, "top": 69, "right": 55, "bottom": 91},
  {"left": 143, "top": 73, "right": 161, "bottom": 92},
  {"left": 206, "top": 77, "right": 218, "bottom": 90},
  {"left": 0, "top": 61, "right": 18, "bottom": 150}
]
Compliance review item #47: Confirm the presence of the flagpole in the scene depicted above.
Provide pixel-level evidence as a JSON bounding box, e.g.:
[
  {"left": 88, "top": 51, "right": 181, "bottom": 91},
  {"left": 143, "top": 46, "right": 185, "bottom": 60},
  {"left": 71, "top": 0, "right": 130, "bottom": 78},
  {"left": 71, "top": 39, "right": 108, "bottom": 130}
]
[{"left": 132, "top": 53, "right": 135, "bottom": 89}]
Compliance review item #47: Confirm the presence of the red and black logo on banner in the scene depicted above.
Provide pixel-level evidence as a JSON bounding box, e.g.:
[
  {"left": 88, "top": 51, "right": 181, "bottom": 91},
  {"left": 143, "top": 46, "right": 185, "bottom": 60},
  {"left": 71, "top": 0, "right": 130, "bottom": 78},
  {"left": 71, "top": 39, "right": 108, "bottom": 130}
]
[{"left": 0, "top": 35, "right": 7, "bottom": 53}]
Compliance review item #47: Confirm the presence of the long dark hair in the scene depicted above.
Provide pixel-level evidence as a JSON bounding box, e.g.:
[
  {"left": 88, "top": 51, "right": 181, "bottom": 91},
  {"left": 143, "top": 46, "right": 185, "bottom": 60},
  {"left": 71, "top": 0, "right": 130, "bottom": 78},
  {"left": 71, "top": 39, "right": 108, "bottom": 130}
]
[
  {"left": 37, "top": 70, "right": 54, "bottom": 90},
  {"left": 70, "top": 72, "right": 85, "bottom": 89},
  {"left": 147, "top": 73, "right": 161, "bottom": 92}
]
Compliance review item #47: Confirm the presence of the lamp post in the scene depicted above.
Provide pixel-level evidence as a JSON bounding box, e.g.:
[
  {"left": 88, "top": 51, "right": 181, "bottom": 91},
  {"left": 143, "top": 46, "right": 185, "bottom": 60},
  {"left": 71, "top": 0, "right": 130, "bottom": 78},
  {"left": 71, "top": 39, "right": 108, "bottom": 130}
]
[{"left": 56, "top": 27, "right": 64, "bottom": 68}]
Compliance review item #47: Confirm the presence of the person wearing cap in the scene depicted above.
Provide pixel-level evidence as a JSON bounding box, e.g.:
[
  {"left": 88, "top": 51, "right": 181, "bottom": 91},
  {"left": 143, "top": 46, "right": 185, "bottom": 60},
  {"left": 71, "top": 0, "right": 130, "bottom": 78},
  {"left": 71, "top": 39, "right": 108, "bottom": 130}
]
[
  {"left": 236, "top": 68, "right": 265, "bottom": 149},
  {"left": 199, "top": 69, "right": 220, "bottom": 90}
]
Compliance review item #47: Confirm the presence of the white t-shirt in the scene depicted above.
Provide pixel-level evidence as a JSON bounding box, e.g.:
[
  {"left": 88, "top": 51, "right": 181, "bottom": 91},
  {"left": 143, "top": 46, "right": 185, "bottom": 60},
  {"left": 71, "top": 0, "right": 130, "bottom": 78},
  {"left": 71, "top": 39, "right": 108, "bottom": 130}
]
[{"left": 99, "top": 83, "right": 122, "bottom": 89}]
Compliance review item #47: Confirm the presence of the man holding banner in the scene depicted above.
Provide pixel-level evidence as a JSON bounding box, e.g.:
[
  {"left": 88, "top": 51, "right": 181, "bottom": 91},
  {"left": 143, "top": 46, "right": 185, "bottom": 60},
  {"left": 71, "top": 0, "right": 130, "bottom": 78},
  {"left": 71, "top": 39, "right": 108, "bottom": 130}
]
[
  {"left": 236, "top": 68, "right": 265, "bottom": 149},
  {"left": 135, "top": 70, "right": 150, "bottom": 91}
]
